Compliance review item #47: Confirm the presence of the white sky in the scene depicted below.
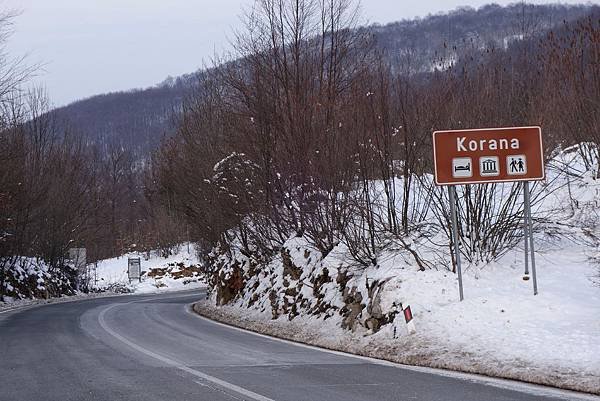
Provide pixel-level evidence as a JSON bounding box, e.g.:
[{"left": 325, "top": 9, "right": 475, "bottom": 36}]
[{"left": 2, "top": 0, "right": 594, "bottom": 106}]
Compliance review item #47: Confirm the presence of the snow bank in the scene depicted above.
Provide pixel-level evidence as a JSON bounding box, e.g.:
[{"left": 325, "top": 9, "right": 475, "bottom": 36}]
[
  {"left": 196, "top": 238, "right": 600, "bottom": 393},
  {"left": 201, "top": 234, "right": 600, "bottom": 393},
  {"left": 201, "top": 144, "right": 600, "bottom": 394},
  {"left": 92, "top": 243, "right": 206, "bottom": 294},
  {"left": 0, "top": 257, "right": 76, "bottom": 302}
]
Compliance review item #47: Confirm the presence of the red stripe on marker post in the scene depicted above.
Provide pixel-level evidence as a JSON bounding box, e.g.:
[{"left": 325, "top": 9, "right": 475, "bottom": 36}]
[{"left": 403, "top": 305, "right": 413, "bottom": 324}]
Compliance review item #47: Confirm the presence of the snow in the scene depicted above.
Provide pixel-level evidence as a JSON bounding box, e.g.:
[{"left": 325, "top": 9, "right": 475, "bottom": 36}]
[
  {"left": 0, "top": 257, "right": 67, "bottom": 302},
  {"left": 92, "top": 243, "right": 206, "bottom": 294},
  {"left": 198, "top": 239, "right": 600, "bottom": 393},
  {"left": 201, "top": 144, "right": 600, "bottom": 394},
  {"left": 1, "top": 244, "right": 206, "bottom": 313},
  {"left": 0, "top": 291, "right": 129, "bottom": 314},
  {"left": 318, "top": 234, "right": 599, "bottom": 383},
  {"left": 387, "top": 251, "right": 600, "bottom": 378}
]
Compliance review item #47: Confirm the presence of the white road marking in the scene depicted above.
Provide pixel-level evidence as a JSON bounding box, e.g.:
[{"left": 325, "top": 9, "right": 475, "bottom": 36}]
[
  {"left": 98, "top": 301, "right": 275, "bottom": 401},
  {"left": 0, "top": 306, "right": 25, "bottom": 315},
  {"left": 187, "top": 303, "right": 600, "bottom": 401},
  {"left": 194, "top": 380, "right": 245, "bottom": 400},
  {"left": 6, "top": 290, "right": 597, "bottom": 399}
]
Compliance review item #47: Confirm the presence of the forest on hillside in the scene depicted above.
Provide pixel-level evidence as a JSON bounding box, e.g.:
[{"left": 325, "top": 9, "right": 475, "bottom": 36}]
[
  {"left": 53, "top": 2, "right": 593, "bottom": 158},
  {"left": 155, "top": 0, "right": 600, "bottom": 269}
]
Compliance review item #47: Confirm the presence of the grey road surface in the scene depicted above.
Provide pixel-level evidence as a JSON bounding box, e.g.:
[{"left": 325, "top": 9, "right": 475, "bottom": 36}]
[{"left": 0, "top": 291, "right": 596, "bottom": 401}]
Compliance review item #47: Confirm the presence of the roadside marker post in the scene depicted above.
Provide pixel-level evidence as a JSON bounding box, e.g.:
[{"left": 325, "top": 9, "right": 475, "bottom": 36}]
[
  {"left": 391, "top": 303, "right": 417, "bottom": 337},
  {"left": 403, "top": 304, "right": 416, "bottom": 334},
  {"left": 432, "top": 126, "right": 545, "bottom": 301},
  {"left": 403, "top": 305, "right": 413, "bottom": 323},
  {"left": 392, "top": 302, "right": 400, "bottom": 338},
  {"left": 69, "top": 248, "right": 87, "bottom": 291}
]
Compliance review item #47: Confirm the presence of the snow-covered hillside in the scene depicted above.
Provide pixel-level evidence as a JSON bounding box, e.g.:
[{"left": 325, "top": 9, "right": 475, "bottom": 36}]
[
  {"left": 200, "top": 145, "right": 600, "bottom": 394},
  {"left": 0, "top": 257, "right": 75, "bottom": 303},
  {"left": 93, "top": 244, "right": 205, "bottom": 294}
]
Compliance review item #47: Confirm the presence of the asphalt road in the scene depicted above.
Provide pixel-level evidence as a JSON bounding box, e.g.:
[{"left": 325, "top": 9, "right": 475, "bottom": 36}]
[{"left": 0, "top": 291, "right": 597, "bottom": 401}]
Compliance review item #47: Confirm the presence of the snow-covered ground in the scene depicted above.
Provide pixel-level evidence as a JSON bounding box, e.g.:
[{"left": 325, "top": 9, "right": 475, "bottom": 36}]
[
  {"left": 199, "top": 238, "right": 600, "bottom": 394},
  {"left": 0, "top": 257, "right": 73, "bottom": 303},
  {"left": 200, "top": 144, "right": 600, "bottom": 394},
  {"left": 92, "top": 243, "right": 206, "bottom": 294},
  {"left": 1, "top": 245, "right": 205, "bottom": 314}
]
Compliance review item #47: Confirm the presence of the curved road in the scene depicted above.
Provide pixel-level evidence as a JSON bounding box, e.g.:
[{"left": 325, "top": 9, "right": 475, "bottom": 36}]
[{"left": 0, "top": 291, "right": 596, "bottom": 401}]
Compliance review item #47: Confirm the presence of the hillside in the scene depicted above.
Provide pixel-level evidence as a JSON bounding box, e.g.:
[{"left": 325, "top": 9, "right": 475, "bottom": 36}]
[
  {"left": 195, "top": 144, "right": 600, "bottom": 395},
  {"left": 53, "top": 3, "right": 594, "bottom": 158},
  {"left": 51, "top": 75, "right": 194, "bottom": 157}
]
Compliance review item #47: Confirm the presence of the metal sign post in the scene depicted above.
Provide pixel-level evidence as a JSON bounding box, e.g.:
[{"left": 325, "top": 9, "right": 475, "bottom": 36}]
[
  {"left": 449, "top": 186, "right": 464, "bottom": 301},
  {"left": 523, "top": 181, "right": 538, "bottom": 295},
  {"left": 433, "top": 126, "right": 545, "bottom": 301},
  {"left": 523, "top": 183, "right": 530, "bottom": 277}
]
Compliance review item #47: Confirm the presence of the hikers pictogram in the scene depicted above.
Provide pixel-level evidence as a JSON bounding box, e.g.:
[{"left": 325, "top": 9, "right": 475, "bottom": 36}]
[{"left": 507, "top": 155, "right": 527, "bottom": 175}]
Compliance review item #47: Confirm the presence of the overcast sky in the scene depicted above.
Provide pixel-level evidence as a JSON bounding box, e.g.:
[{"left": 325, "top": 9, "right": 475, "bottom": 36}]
[{"left": 3, "top": 0, "right": 594, "bottom": 106}]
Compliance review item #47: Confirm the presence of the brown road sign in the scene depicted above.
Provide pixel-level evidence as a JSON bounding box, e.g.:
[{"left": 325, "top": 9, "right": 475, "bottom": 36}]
[{"left": 433, "top": 126, "right": 544, "bottom": 185}]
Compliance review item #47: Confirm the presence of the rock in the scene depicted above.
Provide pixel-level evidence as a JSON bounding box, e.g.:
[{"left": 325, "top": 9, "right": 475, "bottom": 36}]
[
  {"left": 284, "top": 287, "right": 297, "bottom": 297},
  {"left": 269, "top": 289, "right": 279, "bottom": 319},
  {"left": 340, "top": 286, "right": 365, "bottom": 331},
  {"left": 281, "top": 248, "right": 302, "bottom": 280},
  {"left": 365, "top": 317, "right": 380, "bottom": 332},
  {"left": 312, "top": 267, "right": 331, "bottom": 299},
  {"left": 216, "top": 263, "right": 244, "bottom": 306},
  {"left": 342, "top": 301, "right": 364, "bottom": 331},
  {"left": 364, "top": 278, "right": 391, "bottom": 333},
  {"left": 336, "top": 268, "right": 352, "bottom": 292},
  {"left": 248, "top": 293, "right": 260, "bottom": 307}
]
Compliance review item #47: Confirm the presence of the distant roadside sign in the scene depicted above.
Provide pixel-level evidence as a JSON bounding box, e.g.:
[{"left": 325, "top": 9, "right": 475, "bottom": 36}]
[
  {"left": 69, "top": 248, "right": 86, "bottom": 271},
  {"left": 128, "top": 257, "right": 141, "bottom": 283},
  {"left": 433, "top": 126, "right": 544, "bottom": 185}
]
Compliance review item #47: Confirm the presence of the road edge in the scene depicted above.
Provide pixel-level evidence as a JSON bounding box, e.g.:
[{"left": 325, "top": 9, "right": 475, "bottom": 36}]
[
  {"left": 0, "top": 291, "right": 132, "bottom": 316},
  {"left": 191, "top": 300, "right": 600, "bottom": 399}
]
